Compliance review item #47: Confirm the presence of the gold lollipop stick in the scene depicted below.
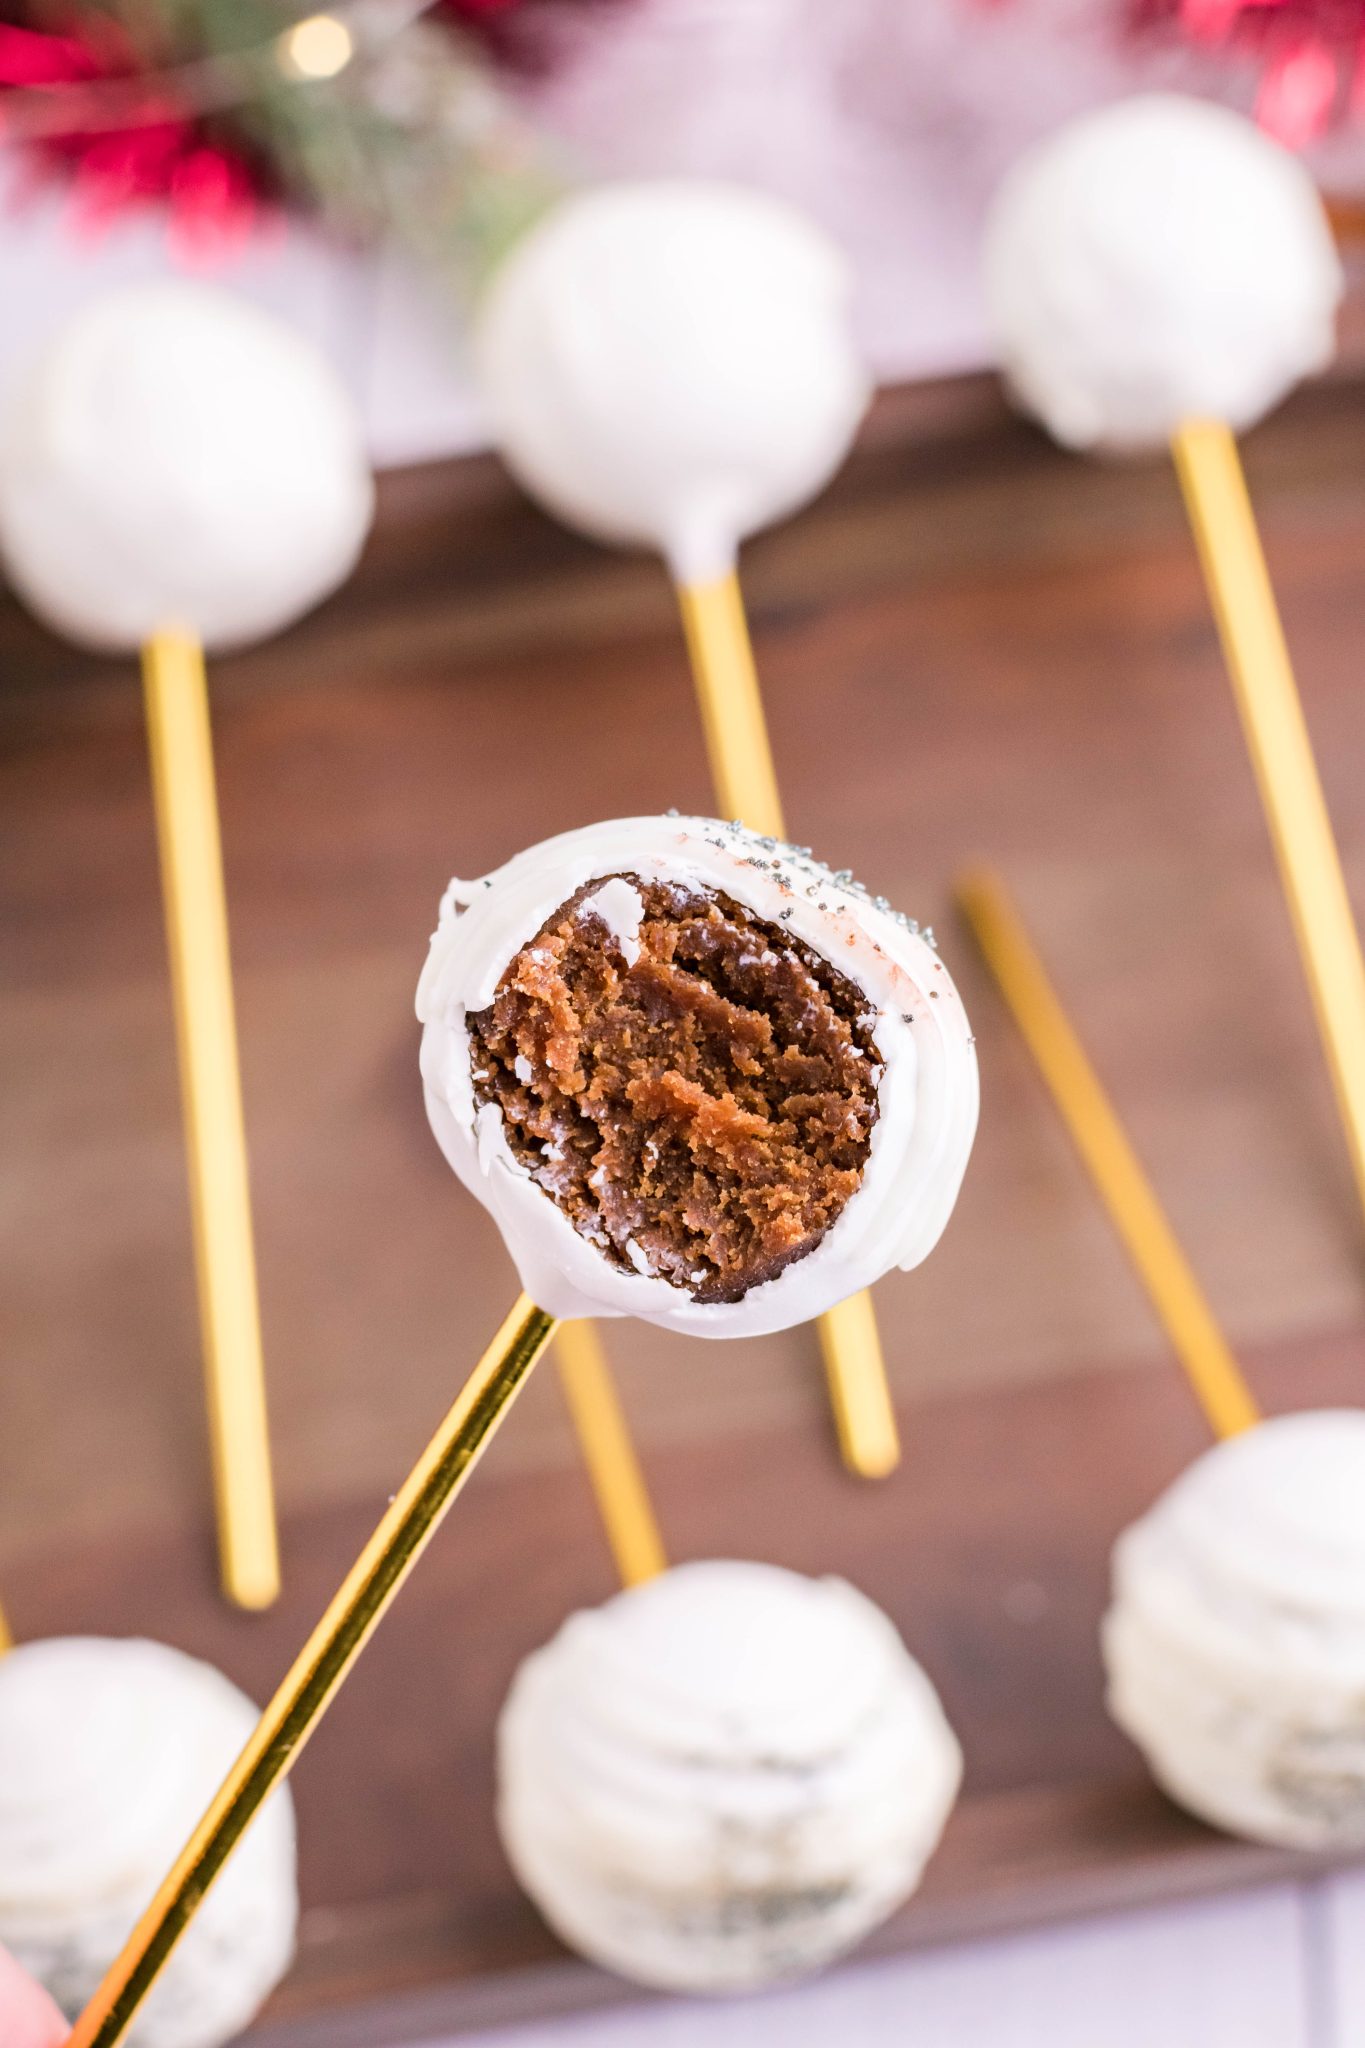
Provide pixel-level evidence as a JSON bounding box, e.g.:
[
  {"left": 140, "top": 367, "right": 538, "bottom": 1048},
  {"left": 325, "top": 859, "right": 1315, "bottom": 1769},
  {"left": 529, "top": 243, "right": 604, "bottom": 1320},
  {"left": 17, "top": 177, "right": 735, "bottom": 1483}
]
[
  {"left": 554, "top": 1322, "right": 666, "bottom": 1586},
  {"left": 143, "top": 627, "right": 279, "bottom": 1612},
  {"left": 0, "top": 1603, "right": 11, "bottom": 1656},
  {"left": 677, "top": 570, "right": 786, "bottom": 833},
  {"left": 815, "top": 1292, "right": 898, "bottom": 1478},
  {"left": 958, "top": 869, "right": 1258, "bottom": 1440},
  {"left": 70, "top": 1293, "right": 557, "bottom": 2048},
  {"left": 1173, "top": 420, "right": 1365, "bottom": 1229},
  {"left": 676, "top": 571, "right": 900, "bottom": 1480}
]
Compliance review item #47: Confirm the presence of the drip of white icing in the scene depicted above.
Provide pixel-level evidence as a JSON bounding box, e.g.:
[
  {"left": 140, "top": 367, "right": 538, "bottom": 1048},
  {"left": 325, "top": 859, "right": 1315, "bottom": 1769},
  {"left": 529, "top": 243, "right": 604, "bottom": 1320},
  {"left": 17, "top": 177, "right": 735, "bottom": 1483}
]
[{"left": 580, "top": 878, "right": 644, "bottom": 968}]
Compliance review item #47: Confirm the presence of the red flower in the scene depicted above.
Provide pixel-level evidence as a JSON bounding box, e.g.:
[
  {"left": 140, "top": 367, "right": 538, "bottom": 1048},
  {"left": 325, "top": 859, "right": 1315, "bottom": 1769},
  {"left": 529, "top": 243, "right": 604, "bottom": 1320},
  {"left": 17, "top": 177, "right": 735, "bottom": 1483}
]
[
  {"left": 0, "top": 9, "right": 269, "bottom": 257},
  {"left": 0, "top": 0, "right": 631, "bottom": 248},
  {"left": 1257, "top": 35, "right": 1341, "bottom": 145},
  {"left": 1133, "top": 0, "right": 1365, "bottom": 143},
  {"left": 0, "top": 21, "right": 102, "bottom": 85}
]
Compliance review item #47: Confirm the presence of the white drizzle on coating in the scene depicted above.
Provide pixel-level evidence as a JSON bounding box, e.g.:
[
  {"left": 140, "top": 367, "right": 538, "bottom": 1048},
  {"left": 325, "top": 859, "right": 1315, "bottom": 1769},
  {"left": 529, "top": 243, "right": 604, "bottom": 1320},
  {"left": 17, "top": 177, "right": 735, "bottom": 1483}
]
[
  {"left": 1104, "top": 1411, "right": 1365, "bottom": 1850},
  {"left": 497, "top": 1560, "right": 962, "bottom": 1992},
  {"left": 0, "top": 1637, "right": 297, "bottom": 2048}
]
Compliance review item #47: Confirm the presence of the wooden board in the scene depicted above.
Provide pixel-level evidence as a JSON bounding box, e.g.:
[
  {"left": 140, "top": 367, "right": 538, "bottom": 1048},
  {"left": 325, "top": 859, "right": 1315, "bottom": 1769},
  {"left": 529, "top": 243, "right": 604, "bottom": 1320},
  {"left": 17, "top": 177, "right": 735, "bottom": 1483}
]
[{"left": 4, "top": 371, "right": 1365, "bottom": 2037}]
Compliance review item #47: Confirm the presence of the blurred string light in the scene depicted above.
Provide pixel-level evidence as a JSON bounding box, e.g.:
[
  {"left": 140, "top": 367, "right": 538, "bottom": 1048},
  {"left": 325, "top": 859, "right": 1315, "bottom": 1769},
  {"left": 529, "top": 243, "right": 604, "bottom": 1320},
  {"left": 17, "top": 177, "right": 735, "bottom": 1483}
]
[
  {"left": 0, "top": 2, "right": 441, "bottom": 138},
  {"left": 278, "top": 15, "right": 358, "bottom": 81}
]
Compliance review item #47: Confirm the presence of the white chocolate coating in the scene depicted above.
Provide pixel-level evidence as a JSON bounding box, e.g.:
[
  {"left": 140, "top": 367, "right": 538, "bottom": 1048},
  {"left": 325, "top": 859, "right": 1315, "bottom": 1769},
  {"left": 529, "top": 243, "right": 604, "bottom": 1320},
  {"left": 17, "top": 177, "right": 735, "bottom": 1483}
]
[
  {"left": 983, "top": 94, "right": 1341, "bottom": 452},
  {"left": 474, "top": 181, "right": 871, "bottom": 581},
  {"left": 1104, "top": 1411, "right": 1365, "bottom": 1848},
  {"left": 0, "top": 1637, "right": 297, "bottom": 2048},
  {"left": 498, "top": 1560, "right": 961, "bottom": 1991},
  {"left": 417, "top": 815, "right": 978, "bottom": 1335},
  {"left": 0, "top": 282, "right": 374, "bottom": 652}
]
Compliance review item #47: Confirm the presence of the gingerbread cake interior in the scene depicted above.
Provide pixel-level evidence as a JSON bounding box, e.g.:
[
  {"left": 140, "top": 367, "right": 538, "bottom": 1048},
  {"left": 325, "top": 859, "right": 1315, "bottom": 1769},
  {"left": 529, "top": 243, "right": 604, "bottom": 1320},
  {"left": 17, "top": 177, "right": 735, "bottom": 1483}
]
[{"left": 467, "top": 873, "right": 882, "bottom": 1302}]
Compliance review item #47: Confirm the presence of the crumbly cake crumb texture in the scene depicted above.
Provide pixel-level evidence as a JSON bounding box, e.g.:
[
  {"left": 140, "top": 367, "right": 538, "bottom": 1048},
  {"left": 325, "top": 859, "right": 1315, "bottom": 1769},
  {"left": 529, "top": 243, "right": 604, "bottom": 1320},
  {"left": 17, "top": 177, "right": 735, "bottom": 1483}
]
[{"left": 468, "top": 874, "right": 881, "bottom": 1300}]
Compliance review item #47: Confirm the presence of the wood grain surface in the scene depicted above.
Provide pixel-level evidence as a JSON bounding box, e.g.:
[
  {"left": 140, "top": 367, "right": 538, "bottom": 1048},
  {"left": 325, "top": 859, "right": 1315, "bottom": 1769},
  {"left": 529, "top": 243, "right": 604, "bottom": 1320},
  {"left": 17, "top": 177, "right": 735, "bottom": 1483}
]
[{"left": 3, "top": 370, "right": 1365, "bottom": 2035}]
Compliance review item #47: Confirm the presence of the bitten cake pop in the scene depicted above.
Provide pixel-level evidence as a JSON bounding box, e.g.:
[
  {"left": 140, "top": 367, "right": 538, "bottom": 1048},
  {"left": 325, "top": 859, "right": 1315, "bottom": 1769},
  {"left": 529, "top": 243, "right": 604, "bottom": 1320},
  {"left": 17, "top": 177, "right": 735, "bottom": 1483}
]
[
  {"left": 418, "top": 815, "right": 978, "bottom": 1336},
  {"left": 498, "top": 1560, "right": 961, "bottom": 1991},
  {"left": 0, "top": 1637, "right": 297, "bottom": 2048},
  {"left": 983, "top": 95, "right": 1365, "bottom": 1246},
  {"left": 1105, "top": 1412, "right": 1365, "bottom": 1849},
  {"left": 475, "top": 179, "right": 869, "bottom": 581},
  {"left": 983, "top": 92, "right": 1340, "bottom": 453},
  {"left": 0, "top": 282, "right": 374, "bottom": 652}
]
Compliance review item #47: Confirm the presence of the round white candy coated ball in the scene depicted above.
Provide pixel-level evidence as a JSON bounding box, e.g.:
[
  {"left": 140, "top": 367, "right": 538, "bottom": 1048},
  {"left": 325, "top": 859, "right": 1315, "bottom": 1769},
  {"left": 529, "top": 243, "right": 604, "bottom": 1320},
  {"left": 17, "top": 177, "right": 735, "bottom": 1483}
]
[
  {"left": 0, "top": 282, "right": 374, "bottom": 651},
  {"left": 1104, "top": 1410, "right": 1365, "bottom": 1848},
  {"left": 416, "top": 815, "right": 978, "bottom": 1337},
  {"left": 475, "top": 180, "right": 871, "bottom": 580},
  {"left": 0, "top": 1636, "right": 297, "bottom": 2048},
  {"left": 983, "top": 93, "right": 1341, "bottom": 451},
  {"left": 498, "top": 1560, "right": 962, "bottom": 1991}
]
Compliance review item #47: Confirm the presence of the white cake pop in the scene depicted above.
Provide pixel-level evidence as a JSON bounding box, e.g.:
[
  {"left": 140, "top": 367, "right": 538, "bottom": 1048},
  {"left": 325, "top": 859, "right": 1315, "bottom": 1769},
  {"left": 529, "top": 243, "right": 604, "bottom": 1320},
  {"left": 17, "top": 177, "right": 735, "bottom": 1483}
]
[
  {"left": 0, "top": 1637, "right": 297, "bottom": 2048},
  {"left": 1104, "top": 1411, "right": 1365, "bottom": 1848},
  {"left": 0, "top": 282, "right": 374, "bottom": 652},
  {"left": 983, "top": 93, "right": 1342, "bottom": 453},
  {"left": 474, "top": 180, "right": 871, "bottom": 581},
  {"left": 417, "top": 815, "right": 978, "bottom": 1336},
  {"left": 498, "top": 1560, "right": 961, "bottom": 1991}
]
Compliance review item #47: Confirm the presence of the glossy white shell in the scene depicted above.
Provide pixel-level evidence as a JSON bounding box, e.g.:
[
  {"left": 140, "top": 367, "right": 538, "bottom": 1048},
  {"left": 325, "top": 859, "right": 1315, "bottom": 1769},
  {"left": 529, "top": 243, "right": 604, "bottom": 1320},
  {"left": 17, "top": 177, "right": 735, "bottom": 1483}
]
[
  {"left": 984, "top": 94, "right": 1341, "bottom": 451},
  {"left": 476, "top": 180, "right": 870, "bottom": 580},
  {"left": 0, "top": 282, "right": 374, "bottom": 651}
]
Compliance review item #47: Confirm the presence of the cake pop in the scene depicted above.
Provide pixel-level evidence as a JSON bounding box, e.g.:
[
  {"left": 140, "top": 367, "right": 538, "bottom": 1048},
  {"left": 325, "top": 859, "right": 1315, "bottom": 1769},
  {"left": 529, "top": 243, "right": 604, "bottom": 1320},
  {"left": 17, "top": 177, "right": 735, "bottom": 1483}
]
[
  {"left": 512, "top": 1276, "right": 960, "bottom": 1986},
  {"left": 0, "top": 1637, "right": 296, "bottom": 2048},
  {"left": 418, "top": 815, "right": 978, "bottom": 1336},
  {"left": 983, "top": 92, "right": 1340, "bottom": 453},
  {"left": 0, "top": 283, "right": 375, "bottom": 1611},
  {"left": 498, "top": 1559, "right": 960, "bottom": 1991},
  {"left": 982, "top": 96, "right": 1365, "bottom": 1241},
  {"left": 474, "top": 179, "right": 869, "bottom": 582},
  {"left": 1105, "top": 1412, "right": 1365, "bottom": 1849},
  {"left": 0, "top": 282, "right": 374, "bottom": 652},
  {"left": 474, "top": 178, "right": 898, "bottom": 1474}
]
